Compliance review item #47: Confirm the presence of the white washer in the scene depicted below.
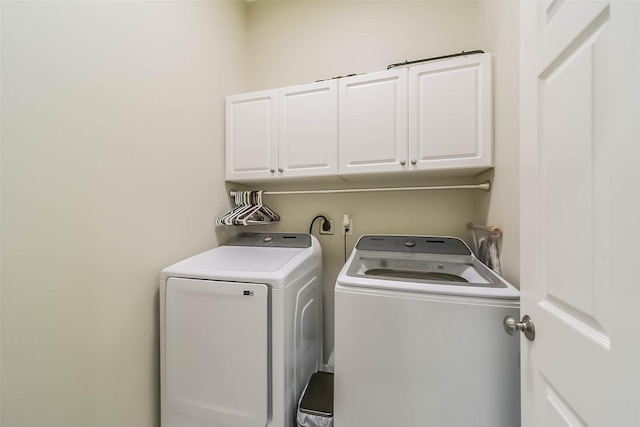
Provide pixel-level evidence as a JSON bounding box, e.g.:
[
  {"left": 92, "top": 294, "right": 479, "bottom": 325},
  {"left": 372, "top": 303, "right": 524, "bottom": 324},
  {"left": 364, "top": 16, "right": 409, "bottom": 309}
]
[
  {"left": 160, "top": 232, "right": 323, "bottom": 427},
  {"left": 334, "top": 235, "right": 520, "bottom": 427}
]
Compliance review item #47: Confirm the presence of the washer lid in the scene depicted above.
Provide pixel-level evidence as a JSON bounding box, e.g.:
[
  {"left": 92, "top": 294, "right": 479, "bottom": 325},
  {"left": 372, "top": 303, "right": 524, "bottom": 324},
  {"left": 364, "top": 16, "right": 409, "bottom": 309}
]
[
  {"left": 346, "top": 251, "right": 499, "bottom": 287},
  {"left": 338, "top": 235, "right": 519, "bottom": 299}
]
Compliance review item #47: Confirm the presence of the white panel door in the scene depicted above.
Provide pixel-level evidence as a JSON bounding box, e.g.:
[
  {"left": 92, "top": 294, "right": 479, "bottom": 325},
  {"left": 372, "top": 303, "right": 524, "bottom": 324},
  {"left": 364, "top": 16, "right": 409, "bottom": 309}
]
[
  {"left": 520, "top": 1, "right": 640, "bottom": 426},
  {"left": 226, "top": 89, "right": 278, "bottom": 181},
  {"left": 165, "top": 278, "right": 268, "bottom": 427},
  {"left": 409, "top": 54, "right": 492, "bottom": 171},
  {"left": 278, "top": 80, "right": 338, "bottom": 178},
  {"left": 339, "top": 69, "right": 408, "bottom": 174}
]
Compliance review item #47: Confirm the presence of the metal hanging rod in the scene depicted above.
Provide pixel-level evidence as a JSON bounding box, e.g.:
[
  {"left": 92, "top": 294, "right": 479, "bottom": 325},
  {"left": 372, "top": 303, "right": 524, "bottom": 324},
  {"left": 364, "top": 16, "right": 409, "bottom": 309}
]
[
  {"left": 387, "top": 50, "right": 485, "bottom": 70},
  {"left": 229, "top": 181, "right": 490, "bottom": 197}
]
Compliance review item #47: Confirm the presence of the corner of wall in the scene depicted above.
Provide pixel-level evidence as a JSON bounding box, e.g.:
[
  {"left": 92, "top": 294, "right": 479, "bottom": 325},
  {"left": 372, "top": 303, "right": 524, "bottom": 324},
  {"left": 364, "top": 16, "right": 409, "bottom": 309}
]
[{"left": 476, "top": 0, "right": 521, "bottom": 286}]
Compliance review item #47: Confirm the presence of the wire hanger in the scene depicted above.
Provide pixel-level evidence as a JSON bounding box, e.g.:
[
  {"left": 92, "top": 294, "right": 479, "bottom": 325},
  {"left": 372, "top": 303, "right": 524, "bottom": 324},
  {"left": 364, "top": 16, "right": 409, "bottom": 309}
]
[{"left": 216, "top": 191, "right": 280, "bottom": 226}]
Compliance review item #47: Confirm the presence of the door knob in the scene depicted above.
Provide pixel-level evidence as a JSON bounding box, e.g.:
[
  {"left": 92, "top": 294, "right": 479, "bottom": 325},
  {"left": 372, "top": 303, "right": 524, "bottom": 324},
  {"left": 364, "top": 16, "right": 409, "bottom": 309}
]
[{"left": 503, "top": 315, "right": 535, "bottom": 341}]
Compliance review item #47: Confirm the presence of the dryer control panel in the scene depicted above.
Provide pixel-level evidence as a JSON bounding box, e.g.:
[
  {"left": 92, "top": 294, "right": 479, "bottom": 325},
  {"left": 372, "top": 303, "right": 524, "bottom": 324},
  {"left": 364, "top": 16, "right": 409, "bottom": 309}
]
[{"left": 227, "top": 232, "right": 312, "bottom": 248}]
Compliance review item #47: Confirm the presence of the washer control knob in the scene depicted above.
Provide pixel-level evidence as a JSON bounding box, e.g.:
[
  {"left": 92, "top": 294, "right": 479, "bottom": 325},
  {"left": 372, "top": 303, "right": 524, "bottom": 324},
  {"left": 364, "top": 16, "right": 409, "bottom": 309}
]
[
  {"left": 263, "top": 236, "right": 273, "bottom": 242},
  {"left": 404, "top": 240, "right": 416, "bottom": 247}
]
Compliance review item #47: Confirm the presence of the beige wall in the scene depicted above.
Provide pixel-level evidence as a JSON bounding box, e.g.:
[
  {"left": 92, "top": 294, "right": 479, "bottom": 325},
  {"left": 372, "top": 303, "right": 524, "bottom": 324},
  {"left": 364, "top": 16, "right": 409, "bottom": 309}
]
[
  {"left": 0, "top": 2, "right": 246, "bottom": 426},
  {"left": 476, "top": 0, "right": 521, "bottom": 285},
  {"left": 243, "top": 0, "right": 520, "bottom": 359},
  {"left": 246, "top": 0, "right": 482, "bottom": 91}
]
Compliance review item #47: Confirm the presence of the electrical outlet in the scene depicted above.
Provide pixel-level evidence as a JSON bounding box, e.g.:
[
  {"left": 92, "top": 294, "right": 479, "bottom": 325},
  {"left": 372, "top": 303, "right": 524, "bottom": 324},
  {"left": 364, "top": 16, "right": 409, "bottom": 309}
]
[
  {"left": 342, "top": 218, "right": 353, "bottom": 235},
  {"left": 319, "top": 219, "right": 335, "bottom": 235}
]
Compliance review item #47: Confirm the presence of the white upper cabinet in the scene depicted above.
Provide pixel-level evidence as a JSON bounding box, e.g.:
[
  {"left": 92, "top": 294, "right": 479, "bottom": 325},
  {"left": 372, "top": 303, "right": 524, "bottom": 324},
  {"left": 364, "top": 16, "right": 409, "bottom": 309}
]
[
  {"left": 278, "top": 80, "right": 338, "bottom": 178},
  {"left": 338, "top": 69, "right": 408, "bottom": 175},
  {"left": 226, "top": 80, "right": 338, "bottom": 182},
  {"left": 226, "top": 53, "right": 492, "bottom": 182},
  {"left": 409, "top": 54, "right": 492, "bottom": 172},
  {"left": 338, "top": 53, "right": 492, "bottom": 177},
  {"left": 226, "top": 89, "right": 278, "bottom": 181}
]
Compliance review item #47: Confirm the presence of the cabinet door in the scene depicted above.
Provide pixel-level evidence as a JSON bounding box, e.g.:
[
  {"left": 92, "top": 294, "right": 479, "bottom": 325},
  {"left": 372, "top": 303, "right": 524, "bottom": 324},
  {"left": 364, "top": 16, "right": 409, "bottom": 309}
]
[
  {"left": 226, "top": 89, "right": 278, "bottom": 181},
  {"left": 278, "top": 80, "right": 338, "bottom": 178},
  {"left": 339, "top": 69, "right": 408, "bottom": 175},
  {"left": 409, "top": 53, "right": 492, "bottom": 171}
]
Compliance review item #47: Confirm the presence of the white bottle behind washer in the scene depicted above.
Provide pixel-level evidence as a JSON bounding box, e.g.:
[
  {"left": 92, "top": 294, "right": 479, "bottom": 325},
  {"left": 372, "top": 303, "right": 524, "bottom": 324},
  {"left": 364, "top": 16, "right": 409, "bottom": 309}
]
[{"left": 159, "top": 232, "right": 323, "bottom": 427}]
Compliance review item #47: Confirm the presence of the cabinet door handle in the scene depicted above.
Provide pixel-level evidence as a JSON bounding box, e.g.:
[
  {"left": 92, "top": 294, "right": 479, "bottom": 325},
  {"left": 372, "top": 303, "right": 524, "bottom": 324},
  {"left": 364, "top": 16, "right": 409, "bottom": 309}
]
[
  {"left": 411, "top": 159, "right": 417, "bottom": 165},
  {"left": 278, "top": 168, "right": 284, "bottom": 173},
  {"left": 400, "top": 160, "right": 406, "bottom": 166},
  {"left": 270, "top": 169, "right": 275, "bottom": 173}
]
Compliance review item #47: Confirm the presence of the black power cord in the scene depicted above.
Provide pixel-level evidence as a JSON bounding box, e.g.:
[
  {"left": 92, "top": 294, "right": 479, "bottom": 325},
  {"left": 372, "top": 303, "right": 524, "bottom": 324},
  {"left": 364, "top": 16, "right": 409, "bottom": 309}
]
[
  {"left": 309, "top": 215, "right": 331, "bottom": 234},
  {"left": 344, "top": 232, "right": 348, "bottom": 262}
]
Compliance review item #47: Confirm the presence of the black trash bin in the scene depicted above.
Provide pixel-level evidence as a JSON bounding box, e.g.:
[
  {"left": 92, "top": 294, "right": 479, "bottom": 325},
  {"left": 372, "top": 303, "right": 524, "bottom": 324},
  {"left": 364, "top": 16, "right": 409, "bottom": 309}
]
[{"left": 297, "top": 371, "right": 334, "bottom": 427}]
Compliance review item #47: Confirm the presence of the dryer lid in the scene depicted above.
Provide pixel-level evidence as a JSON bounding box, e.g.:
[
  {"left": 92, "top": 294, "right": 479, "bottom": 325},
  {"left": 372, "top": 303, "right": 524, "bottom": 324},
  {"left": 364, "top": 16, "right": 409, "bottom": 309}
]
[
  {"left": 184, "top": 246, "right": 304, "bottom": 273},
  {"left": 168, "top": 246, "right": 302, "bottom": 276},
  {"left": 160, "top": 233, "right": 321, "bottom": 288}
]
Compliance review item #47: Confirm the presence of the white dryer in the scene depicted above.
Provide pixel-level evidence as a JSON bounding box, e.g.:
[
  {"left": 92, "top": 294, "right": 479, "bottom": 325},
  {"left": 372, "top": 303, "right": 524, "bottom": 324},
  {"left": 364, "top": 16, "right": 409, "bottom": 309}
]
[
  {"left": 334, "top": 235, "right": 520, "bottom": 427},
  {"left": 160, "top": 232, "right": 323, "bottom": 427}
]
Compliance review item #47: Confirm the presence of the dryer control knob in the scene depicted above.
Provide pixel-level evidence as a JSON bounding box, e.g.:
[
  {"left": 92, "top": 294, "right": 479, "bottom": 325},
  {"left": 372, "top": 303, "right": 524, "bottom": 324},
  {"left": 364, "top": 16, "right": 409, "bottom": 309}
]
[
  {"left": 263, "top": 236, "right": 273, "bottom": 242},
  {"left": 404, "top": 240, "right": 416, "bottom": 247}
]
